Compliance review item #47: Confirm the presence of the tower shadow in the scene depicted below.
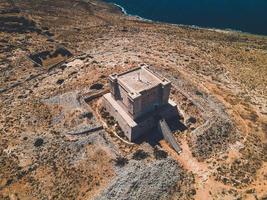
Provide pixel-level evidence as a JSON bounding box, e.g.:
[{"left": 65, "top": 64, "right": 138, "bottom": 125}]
[{"left": 134, "top": 116, "right": 187, "bottom": 146}]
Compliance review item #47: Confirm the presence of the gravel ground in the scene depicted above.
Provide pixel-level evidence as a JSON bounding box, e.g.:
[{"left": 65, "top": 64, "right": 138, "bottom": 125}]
[{"left": 96, "top": 158, "right": 194, "bottom": 200}]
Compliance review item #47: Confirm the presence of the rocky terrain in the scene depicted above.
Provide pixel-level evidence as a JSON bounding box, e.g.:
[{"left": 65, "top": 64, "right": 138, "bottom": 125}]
[{"left": 0, "top": 0, "right": 266, "bottom": 199}]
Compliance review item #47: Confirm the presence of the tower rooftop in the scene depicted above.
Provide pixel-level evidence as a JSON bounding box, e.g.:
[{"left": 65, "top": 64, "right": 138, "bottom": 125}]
[{"left": 113, "top": 66, "right": 170, "bottom": 94}]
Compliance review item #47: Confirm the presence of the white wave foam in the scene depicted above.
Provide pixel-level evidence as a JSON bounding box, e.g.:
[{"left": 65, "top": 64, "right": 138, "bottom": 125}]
[{"left": 113, "top": 3, "right": 127, "bottom": 14}]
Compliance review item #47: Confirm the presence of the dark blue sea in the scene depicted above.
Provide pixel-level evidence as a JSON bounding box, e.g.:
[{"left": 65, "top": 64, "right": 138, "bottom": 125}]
[{"left": 104, "top": 0, "right": 267, "bottom": 35}]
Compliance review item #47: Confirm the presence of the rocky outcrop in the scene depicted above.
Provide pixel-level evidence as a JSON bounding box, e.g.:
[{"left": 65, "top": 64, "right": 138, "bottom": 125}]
[{"left": 97, "top": 158, "right": 194, "bottom": 200}]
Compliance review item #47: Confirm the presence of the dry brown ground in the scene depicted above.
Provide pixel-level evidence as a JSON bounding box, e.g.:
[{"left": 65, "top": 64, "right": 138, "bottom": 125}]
[{"left": 0, "top": 0, "right": 266, "bottom": 199}]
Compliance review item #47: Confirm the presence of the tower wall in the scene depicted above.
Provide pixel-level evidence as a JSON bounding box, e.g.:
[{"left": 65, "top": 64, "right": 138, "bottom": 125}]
[
  {"left": 109, "top": 74, "right": 119, "bottom": 100},
  {"left": 161, "top": 82, "right": 171, "bottom": 105}
]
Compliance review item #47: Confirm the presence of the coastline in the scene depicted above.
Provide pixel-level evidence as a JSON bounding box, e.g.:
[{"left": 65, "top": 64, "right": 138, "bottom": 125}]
[
  {"left": 1, "top": 0, "right": 267, "bottom": 199},
  {"left": 109, "top": 1, "right": 265, "bottom": 37},
  {"left": 112, "top": 2, "right": 153, "bottom": 23}
]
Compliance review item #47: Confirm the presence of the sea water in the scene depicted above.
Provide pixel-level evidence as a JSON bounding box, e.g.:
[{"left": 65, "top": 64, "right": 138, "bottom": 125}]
[{"left": 105, "top": 0, "right": 267, "bottom": 35}]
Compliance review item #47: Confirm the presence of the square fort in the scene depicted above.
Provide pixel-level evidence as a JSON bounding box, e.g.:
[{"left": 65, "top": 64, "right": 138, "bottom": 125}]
[{"left": 103, "top": 66, "right": 178, "bottom": 141}]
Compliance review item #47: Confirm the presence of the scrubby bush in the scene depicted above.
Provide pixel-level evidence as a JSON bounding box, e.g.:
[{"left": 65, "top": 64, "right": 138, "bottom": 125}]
[
  {"left": 132, "top": 150, "right": 149, "bottom": 160},
  {"left": 154, "top": 149, "right": 168, "bottom": 160},
  {"left": 114, "top": 156, "right": 128, "bottom": 167}
]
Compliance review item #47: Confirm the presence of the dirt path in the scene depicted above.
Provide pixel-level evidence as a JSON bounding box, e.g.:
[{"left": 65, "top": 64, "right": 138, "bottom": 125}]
[
  {"left": 161, "top": 137, "right": 215, "bottom": 200},
  {"left": 160, "top": 136, "right": 249, "bottom": 200}
]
